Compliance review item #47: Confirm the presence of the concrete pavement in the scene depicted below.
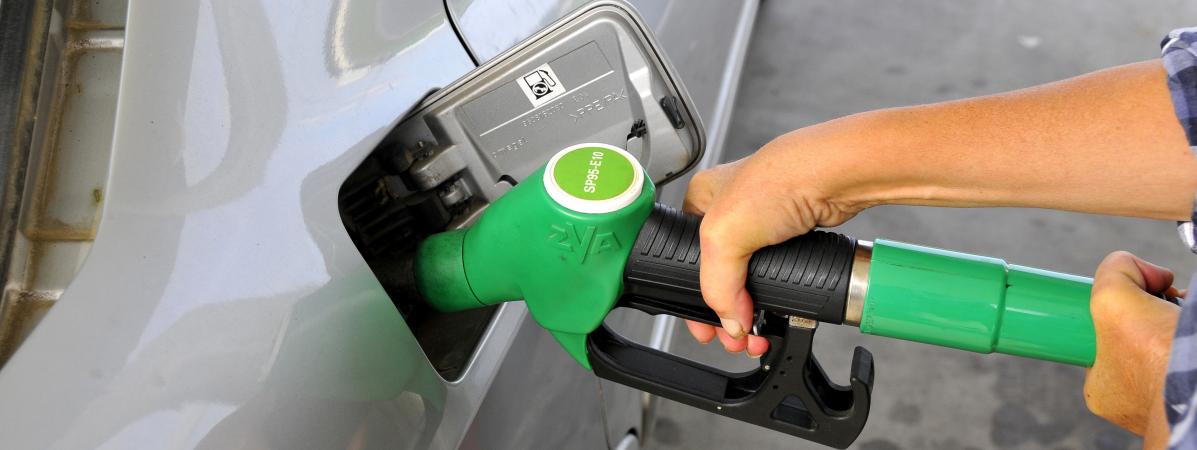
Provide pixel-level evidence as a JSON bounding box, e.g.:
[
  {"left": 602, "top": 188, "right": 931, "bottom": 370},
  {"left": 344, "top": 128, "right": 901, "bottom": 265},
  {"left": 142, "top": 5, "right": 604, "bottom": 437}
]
[{"left": 648, "top": 1, "right": 1197, "bottom": 449}]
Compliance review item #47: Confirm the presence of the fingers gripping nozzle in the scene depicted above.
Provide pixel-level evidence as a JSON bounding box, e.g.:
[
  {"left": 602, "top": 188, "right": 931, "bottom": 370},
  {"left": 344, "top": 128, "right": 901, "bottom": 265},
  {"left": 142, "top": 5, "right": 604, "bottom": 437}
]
[
  {"left": 621, "top": 204, "right": 858, "bottom": 326},
  {"left": 599, "top": 204, "right": 874, "bottom": 447}
]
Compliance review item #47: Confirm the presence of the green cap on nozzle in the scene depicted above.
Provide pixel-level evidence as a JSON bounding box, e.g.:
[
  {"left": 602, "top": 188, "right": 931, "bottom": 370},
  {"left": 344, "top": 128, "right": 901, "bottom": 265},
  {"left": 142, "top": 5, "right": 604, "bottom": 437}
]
[{"left": 543, "top": 143, "right": 645, "bottom": 213}]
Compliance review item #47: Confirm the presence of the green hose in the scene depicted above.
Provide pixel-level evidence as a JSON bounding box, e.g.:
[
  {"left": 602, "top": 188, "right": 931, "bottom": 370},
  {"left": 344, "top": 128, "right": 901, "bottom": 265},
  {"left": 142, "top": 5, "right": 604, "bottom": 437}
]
[{"left": 860, "top": 239, "right": 1095, "bottom": 366}]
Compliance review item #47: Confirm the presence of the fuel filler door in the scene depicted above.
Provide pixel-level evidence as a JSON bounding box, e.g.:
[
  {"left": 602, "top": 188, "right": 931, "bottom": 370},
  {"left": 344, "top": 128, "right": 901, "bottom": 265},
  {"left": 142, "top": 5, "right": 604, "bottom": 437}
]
[{"left": 384, "top": 0, "right": 704, "bottom": 206}]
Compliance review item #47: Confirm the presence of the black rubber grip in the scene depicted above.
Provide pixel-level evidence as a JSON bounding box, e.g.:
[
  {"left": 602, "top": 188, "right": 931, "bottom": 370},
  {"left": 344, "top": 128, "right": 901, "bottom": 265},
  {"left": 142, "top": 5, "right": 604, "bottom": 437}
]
[{"left": 623, "top": 204, "right": 857, "bottom": 324}]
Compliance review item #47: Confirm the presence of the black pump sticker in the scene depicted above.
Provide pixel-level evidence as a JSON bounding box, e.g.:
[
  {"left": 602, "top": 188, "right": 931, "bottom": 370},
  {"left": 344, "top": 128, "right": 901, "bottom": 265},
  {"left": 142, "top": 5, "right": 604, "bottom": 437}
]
[{"left": 519, "top": 63, "right": 566, "bottom": 107}]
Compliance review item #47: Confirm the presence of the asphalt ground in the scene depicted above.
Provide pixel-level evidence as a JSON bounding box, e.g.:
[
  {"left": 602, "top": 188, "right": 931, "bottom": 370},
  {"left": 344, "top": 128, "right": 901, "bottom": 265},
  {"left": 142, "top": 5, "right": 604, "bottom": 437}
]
[{"left": 647, "top": 2, "right": 1197, "bottom": 449}]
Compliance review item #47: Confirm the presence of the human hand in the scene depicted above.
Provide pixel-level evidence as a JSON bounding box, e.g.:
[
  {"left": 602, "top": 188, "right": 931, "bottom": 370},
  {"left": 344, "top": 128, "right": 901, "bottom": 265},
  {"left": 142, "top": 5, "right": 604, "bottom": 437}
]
[
  {"left": 683, "top": 130, "right": 872, "bottom": 357},
  {"left": 1084, "top": 251, "right": 1181, "bottom": 446}
]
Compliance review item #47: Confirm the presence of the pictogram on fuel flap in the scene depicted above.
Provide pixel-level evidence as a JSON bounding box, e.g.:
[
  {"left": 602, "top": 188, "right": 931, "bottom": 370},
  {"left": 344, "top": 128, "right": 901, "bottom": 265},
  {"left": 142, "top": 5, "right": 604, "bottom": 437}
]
[{"left": 519, "top": 63, "right": 566, "bottom": 107}]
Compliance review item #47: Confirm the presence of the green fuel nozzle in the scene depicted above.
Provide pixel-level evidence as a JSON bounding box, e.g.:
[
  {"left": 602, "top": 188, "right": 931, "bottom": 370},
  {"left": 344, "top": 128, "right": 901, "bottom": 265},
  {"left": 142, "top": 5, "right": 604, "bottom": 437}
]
[
  {"left": 411, "top": 143, "right": 1096, "bottom": 447},
  {"left": 416, "top": 143, "right": 657, "bottom": 367},
  {"left": 415, "top": 143, "right": 1097, "bottom": 367}
]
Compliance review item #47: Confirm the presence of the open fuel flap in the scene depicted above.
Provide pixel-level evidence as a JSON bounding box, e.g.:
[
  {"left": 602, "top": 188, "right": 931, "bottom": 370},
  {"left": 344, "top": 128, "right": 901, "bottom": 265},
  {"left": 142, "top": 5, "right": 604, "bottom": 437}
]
[{"left": 338, "top": 1, "right": 704, "bottom": 379}]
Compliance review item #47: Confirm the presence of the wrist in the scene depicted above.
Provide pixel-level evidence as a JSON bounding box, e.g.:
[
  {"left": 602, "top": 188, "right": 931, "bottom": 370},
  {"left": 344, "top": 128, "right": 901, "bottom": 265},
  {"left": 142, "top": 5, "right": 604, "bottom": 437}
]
[
  {"left": 1144, "top": 381, "right": 1170, "bottom": 449},
  {"left": 769, "top": 110, "right": 924, "bottom": 214}
]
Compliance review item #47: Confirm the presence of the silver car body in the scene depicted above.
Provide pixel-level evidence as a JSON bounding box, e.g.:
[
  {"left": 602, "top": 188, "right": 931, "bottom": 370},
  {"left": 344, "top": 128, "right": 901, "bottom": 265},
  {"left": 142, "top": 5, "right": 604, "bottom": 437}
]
[{"left": 0, "top": 0, "right": 757, "bottom": 448}]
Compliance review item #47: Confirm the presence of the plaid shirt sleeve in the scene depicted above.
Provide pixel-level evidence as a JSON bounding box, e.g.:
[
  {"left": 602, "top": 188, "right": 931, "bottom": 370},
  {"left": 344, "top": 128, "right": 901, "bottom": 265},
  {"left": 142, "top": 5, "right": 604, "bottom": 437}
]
[
  {"left": 1165, "top": 28, "right": 1197, "bottom": 252},
  {"left": 1162, "top": 27, "right": 1197, "bottom": 450}
]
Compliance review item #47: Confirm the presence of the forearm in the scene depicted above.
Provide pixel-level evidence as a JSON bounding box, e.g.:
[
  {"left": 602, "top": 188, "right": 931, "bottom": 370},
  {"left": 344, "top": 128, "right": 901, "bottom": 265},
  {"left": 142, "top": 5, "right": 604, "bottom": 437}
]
[{"left": 795, "top": 60, "right": 1197, "bottom": 220}]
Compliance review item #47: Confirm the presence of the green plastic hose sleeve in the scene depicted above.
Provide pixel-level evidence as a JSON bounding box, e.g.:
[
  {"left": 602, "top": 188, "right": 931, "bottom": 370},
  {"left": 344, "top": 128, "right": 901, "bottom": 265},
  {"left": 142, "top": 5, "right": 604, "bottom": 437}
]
[{"left": 859, "top": 239, "right": 1096, "bottom": 367}]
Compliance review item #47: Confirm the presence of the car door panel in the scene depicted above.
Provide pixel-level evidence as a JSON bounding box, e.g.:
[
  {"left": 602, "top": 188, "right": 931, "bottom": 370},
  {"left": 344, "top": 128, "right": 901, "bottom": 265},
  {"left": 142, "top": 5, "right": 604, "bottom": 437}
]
[{"left": 0, "top": 0, "right": 474, "bottom": 448}]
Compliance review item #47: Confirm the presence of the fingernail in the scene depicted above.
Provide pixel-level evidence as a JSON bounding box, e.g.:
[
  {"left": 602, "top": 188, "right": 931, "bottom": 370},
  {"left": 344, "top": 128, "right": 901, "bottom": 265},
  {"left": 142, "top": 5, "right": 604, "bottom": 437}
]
[
  {"left": 720, "top": 317, "right": 744, "bottom": 338},
  {"left": 747, "top": 352, "right": 762, "bottom": 359}
]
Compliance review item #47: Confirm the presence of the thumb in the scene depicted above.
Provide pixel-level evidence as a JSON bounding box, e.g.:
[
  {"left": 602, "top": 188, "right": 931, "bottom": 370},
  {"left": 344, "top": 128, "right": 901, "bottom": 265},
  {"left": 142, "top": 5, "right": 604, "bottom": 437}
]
[
  {"left": 1093, "top": 251, "right": 1174, "bottom": 296},
  {"left": 697, "top": 207, "right": 774, "bottom": 339},
  {"left": 699, "top": 220, "right": 751, "bottom": 335},
  {"left": 1091, "top": 251, "right": 1179, "bottom": 328}
]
